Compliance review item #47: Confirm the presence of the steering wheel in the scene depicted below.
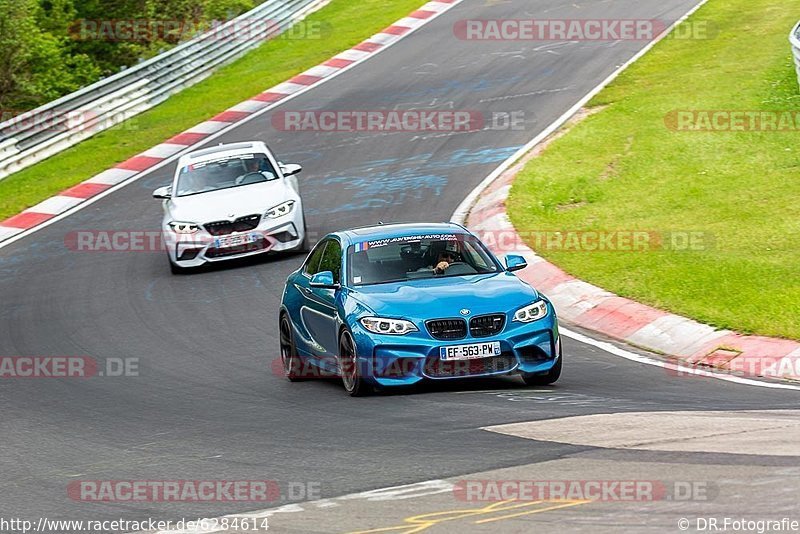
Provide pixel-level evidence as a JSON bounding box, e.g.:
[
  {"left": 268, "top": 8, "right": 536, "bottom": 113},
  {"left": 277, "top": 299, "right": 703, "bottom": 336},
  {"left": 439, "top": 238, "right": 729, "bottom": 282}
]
[
  {"left": 235, "top": 172, "right": 265, "bottom": 185},
  {"left": 435, "top": 261, "right": 466, "bottom": 275}
]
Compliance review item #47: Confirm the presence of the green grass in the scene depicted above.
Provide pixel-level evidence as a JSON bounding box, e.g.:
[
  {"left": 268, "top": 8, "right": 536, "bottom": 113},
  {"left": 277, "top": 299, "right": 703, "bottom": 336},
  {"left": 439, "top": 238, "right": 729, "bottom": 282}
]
[
  {"left": 0, "top": 0, "right": 425, "bottom": 220},
  {"left": 507, "top": 0, "right": 800, "bottom": 339}
]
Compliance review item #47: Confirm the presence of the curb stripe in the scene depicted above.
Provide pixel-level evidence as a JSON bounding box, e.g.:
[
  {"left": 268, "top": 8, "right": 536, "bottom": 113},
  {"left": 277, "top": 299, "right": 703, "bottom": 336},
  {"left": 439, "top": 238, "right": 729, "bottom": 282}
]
[
  {"left": 410, "top": 10, "right": 436, "bottom": 19},
  {"left": 3, "top": 212, "right": 54, "bottom": 229},
  {"left": 354, "top": 41, "right": 383, "bottom": 52},
  {"left": 61, "top": 182, "right": 112, "bottom": 199},
  {"left": 252, "top": 91, "right": 288, "bottom": 103},
  {"left": 212, "top": 110, "right": 251, "bottom": 123},
  {"left": 289, "top": 74, "right": 324, "bottom": 86},
  {"left": 166, "top": 132, "right": 209, "bottom": 145},
  {"left": 115, "top": 155, "right": 164, "bottom": 172},
  {"left": 324, "top": 58, "right": 355, "bottom": 68}
]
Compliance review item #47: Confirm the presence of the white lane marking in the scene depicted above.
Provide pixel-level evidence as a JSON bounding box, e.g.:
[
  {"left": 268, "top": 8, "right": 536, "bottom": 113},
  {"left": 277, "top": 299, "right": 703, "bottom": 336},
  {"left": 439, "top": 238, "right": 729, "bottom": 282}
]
[
  {"left": 0, "top": 0, "right": 465, "bottom": 252},
  {"left": 143, "top": 480, "right": 454, "bottom": 533},
  {"left": 561, "top": 327, "right": 800, "bottom": 391}
]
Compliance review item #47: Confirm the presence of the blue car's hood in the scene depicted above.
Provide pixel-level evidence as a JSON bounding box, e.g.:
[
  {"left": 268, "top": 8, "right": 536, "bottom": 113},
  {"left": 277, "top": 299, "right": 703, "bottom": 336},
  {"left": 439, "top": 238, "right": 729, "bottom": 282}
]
[{"left": 348, "top": 272, "right": 540, "bottom": 319}]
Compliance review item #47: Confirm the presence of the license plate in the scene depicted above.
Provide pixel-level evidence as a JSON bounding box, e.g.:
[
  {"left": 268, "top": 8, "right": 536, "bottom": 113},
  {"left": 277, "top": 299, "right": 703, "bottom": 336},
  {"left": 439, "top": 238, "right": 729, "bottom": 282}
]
[
  {"left": 440, "top": 342, "right": 501, "bottom": 361},
  {"left": 215, "top": 233, "right": 258, "bottom": 248}
]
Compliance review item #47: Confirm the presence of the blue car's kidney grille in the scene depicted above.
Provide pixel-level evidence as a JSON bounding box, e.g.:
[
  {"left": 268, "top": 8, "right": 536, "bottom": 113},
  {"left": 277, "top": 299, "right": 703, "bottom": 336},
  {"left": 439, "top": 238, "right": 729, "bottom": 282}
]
[
  {"left": 204, "top": 214, "right": 261, "bottom": 236},
  {"left": 426, "top": 319, "right": 467, "bottom": 340},
  {"left": 469, "top": 314, "right": 505, "bottom": 337}
]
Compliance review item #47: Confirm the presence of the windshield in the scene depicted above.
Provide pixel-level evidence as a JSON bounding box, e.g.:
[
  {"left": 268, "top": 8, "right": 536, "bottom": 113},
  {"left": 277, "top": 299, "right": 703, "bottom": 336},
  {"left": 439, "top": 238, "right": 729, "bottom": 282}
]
[
  {"left": 348, "top": 233, "right": 501, "bottom": 286},
  {"left": 175, "top": 153, "right": 277, "bottom": 196}
]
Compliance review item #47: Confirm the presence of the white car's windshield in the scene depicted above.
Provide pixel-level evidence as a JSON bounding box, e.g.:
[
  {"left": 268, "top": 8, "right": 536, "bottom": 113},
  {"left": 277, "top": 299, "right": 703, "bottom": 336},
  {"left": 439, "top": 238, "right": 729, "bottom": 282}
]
[
  {"left": 348, "top": 234, "right": 501, "bottom": 286},
  {"left": 175, "top": 153, "right": 277, "bottom": 197}
]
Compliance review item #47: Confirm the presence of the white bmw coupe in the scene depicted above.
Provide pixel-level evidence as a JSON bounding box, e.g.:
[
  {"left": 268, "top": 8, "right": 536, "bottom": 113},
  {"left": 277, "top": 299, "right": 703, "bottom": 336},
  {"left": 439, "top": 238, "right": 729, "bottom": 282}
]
[{"left": 153, "top": 141, "right": 307, "bottom": 273}]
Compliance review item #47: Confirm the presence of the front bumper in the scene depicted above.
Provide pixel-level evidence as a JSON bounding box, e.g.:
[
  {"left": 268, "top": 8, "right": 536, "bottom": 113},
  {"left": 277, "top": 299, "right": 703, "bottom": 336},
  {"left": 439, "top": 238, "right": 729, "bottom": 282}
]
[
  {"left": 164, "top": 217, "right": 304, "bottom": 267},
  {"left": 350, "top": 308, "right": 560, "bottom": 388}
]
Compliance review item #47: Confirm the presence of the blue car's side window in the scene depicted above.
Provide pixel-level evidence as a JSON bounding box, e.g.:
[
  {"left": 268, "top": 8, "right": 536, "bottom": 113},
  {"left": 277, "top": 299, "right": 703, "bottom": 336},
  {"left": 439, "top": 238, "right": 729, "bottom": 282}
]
[
  {"left": 318, "top": 240, "right": 342, "bottom": 284},
  {"left": 303, "top": 241, "right": 328, "bottom": 277}
]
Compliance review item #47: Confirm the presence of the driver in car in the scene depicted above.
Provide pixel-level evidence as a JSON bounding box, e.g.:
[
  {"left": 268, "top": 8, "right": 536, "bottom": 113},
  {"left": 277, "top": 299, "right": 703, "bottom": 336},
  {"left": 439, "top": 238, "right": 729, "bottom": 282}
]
[
  {"left": 433, "top": 250, "right": 459, "bottom": 274},
  {"left": 239, "top": 156, "right": 275, "bottom": 181}
]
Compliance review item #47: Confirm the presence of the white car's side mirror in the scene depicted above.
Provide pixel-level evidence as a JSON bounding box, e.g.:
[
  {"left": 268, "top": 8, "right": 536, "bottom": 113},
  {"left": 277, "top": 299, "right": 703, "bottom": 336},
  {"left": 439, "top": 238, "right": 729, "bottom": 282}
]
[
  {"left": 153, "top": 186, "right": 172, "bottom": 199},
  {"left": 280, "top": 163, "right": 303, "bottom": 177}
]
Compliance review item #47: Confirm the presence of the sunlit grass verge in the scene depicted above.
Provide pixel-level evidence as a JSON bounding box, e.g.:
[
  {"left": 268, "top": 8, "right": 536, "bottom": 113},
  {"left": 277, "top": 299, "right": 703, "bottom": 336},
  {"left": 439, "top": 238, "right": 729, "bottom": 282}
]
[{"left": 507, "top": 0, "right": 800, "bottom": 339}]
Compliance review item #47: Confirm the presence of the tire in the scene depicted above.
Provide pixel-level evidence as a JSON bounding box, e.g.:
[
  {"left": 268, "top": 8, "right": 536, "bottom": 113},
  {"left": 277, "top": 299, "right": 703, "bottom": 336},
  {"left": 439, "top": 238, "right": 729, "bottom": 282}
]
[
  {"left": 338, "top": 330, "right": 371, "bottom": 397},
  {"left": 521, "top": 352, "right": 562, "bottom": 386},
  {"left": 279, "top": 314, "right": 304, "bottom": 382}
]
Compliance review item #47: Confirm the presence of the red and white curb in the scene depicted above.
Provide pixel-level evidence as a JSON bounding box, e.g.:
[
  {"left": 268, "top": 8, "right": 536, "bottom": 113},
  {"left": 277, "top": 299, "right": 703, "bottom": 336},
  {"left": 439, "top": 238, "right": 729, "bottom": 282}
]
[
  {"left": 451, "top": 0, "right": 799, "bottom": 383},
  {"left": 0, "top": 0, "right": 461, "bottom": 246},
  {"left": 450, "top": 0, "right": 799, "bottom": 382},
  {"left": 463, "top": 168, "right": 800, "bottom": 382}
]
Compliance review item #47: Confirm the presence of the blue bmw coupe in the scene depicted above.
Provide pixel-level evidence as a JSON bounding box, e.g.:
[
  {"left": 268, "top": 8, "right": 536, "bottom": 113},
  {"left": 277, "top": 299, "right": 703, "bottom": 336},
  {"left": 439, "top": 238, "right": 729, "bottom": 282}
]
[{"left": 278, "top": 222, "right": 561, "bottom": 396}]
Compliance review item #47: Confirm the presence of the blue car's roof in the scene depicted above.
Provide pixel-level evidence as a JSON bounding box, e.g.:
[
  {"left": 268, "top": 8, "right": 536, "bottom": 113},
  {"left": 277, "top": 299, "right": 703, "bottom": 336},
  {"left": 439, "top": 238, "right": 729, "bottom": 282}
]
[{"left": 337, "top": 222, "right": 470, "bottom": 244}]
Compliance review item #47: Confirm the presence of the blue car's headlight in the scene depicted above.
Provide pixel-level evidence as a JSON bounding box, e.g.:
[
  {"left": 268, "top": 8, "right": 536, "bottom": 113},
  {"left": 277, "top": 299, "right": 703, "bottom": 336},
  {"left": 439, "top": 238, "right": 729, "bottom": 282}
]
[
  {"left": 360, "top": 317, "right": 418, "bottom": 335},
  {"left": 513, "top": 300, "right": 549, "bottom": 323}
]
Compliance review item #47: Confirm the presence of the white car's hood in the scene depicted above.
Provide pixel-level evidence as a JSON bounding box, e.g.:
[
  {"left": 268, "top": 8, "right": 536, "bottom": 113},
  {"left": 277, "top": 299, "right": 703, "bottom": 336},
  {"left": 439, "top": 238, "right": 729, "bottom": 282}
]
[{"left": 167, "top": 180, "right": 292, "bottom": 223}]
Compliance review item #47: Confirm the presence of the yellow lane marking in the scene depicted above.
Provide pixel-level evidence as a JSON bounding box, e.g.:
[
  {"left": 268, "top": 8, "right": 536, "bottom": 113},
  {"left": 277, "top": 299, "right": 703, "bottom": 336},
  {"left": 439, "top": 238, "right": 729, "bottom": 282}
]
[
  {"left": 474, "top": 499, "right": 590, "bottom": 524},
  {"left": 348, "top": 499, "right": 591, "bottom": 533}
]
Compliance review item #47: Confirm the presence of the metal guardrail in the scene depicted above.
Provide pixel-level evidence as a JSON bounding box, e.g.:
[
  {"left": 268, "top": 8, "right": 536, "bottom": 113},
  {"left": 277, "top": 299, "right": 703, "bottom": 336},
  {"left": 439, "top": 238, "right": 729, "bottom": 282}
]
[
  {"left": 792, "top": 21, "right": 800, "bottom": 89},
  {"left": 0, "top": 0, "right": 327, "bottom": 180}
]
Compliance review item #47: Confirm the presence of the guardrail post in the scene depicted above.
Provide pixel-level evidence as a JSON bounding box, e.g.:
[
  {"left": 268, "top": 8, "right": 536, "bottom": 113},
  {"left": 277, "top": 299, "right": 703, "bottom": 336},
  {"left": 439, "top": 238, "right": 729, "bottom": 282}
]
[{"left": 791, "top": 21, "right": 800, "bottom": 90}]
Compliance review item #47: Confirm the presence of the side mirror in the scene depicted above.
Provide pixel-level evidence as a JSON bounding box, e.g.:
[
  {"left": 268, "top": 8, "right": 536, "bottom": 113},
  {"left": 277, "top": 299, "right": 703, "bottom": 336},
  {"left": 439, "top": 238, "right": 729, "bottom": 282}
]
[
  {"left": 280, "top": 163, "right": 303, "bottom": 177},
  {"left": 153, "top": 186, "right": 172, "bottom": 199},
  {"left": 505, "top": 254, "right": 528, "bottom": 272},
  {"left": 310, "top": 270, "right": 339, "bottom": 289}
]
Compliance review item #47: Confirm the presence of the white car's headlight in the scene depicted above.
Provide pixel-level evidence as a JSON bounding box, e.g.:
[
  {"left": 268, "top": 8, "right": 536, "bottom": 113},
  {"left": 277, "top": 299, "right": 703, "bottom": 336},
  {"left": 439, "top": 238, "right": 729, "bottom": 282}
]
[
  {"left": 265, "top": 200, "right": 295, "bottom": 219},
  {"left": 168, "top": 221, "right": 200, "bottom": 234},
  {"left": 360, "top": 317, "right": 418, "bottom": 335},
  {"left": 513, "top": 300, "right": 549, "bottom": 323}
]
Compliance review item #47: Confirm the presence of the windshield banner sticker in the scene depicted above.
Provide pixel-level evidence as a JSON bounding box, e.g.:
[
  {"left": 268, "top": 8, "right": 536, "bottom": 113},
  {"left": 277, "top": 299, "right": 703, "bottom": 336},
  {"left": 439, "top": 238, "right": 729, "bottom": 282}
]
[{"left": 355, "top": 234, "right": 459, "bottom": 251}]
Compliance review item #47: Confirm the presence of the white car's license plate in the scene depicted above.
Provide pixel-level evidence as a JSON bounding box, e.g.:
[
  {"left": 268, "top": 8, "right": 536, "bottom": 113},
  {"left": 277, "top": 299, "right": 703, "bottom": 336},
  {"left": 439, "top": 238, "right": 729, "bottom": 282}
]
[
  {"left": 440, "top": 342, "right": 501, "bottom": 361},
  {"left": 215, "top": 233, "right": 258, "bottom": 249}
]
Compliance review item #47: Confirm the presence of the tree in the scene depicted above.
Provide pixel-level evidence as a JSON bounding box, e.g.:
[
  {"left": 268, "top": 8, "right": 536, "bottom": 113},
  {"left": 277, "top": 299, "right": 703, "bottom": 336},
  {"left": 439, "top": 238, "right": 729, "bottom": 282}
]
[{"left": 0, "top": 0, "right": 99, "bottom": 110}]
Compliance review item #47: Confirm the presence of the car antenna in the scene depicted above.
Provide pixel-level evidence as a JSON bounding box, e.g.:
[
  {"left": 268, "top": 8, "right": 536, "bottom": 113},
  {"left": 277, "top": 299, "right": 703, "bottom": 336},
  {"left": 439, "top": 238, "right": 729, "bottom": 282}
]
[{"left": 377, "top": 221, "right": 385, "bottom": 225}]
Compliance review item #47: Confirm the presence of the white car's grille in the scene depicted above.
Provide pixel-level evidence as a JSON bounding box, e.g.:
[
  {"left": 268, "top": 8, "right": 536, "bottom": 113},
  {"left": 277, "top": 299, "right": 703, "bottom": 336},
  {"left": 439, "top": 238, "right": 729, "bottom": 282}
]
[{"left": 204, "top": 214, "right": 261, "bottom": 236}]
